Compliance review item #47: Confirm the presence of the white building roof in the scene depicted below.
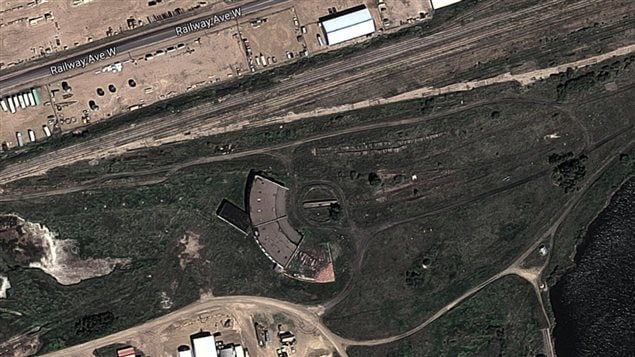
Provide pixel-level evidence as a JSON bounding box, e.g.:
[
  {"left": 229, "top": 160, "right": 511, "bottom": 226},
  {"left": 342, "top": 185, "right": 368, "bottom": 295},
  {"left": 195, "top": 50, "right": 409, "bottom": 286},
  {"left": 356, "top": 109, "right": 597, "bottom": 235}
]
[
  {"left": 321, "top": 7, "right": 375, "bottom": 45},
  {"left": 192, "top": 335, "right": 217, "bottom": 357},
  {"left": 235, "top": 346, "right": 246, "bottom": 357},
  {"left": 431, "top": 0, "right": 463, "bottom": 9}
]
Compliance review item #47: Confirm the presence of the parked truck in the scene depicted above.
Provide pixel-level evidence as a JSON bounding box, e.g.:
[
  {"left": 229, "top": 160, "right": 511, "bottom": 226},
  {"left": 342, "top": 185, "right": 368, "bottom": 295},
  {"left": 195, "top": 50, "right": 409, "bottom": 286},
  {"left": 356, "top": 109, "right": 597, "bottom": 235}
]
[
  {"left": 27, "top": 129, "right": 36, "bottom": 143},
  {"left": 16, "top": 132, "right": 24, "bottom": 147}
]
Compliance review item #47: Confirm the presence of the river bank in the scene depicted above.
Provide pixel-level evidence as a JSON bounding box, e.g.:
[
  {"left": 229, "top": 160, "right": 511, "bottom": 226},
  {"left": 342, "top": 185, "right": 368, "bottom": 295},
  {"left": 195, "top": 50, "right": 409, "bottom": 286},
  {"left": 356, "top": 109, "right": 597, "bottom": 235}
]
[{"left": 550, "top": 177, "right": 634, "bottom": 357}]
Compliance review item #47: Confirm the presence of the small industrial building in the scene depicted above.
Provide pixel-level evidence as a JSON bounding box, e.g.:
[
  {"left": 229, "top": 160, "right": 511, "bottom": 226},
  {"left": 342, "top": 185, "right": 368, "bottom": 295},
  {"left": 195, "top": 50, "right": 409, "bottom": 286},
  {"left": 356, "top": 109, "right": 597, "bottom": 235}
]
[
  {"left": 116, "top": 347, "right": 135, "bottom": 357},
  {"left": 430, "top": 0, "right": 463, "bottom": 10},
  {"left": 216, "top": 199, "right": 251, "bottom": 234},
  {"left": 319, "top": 5, "right": 376, "bottom": 45}
]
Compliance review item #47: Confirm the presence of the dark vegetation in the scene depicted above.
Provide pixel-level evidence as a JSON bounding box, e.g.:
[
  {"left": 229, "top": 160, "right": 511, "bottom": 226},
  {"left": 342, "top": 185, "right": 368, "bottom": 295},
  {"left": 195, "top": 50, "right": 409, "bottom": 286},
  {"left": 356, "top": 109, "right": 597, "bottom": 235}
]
[
  {"left": 549, "top": 152, "right": 588, "bottom": 193},
  {"left": 347, "top": 276, "right": 545, "bottom": 357},
  {"left": 544, "top": 147, "right": 634, "bottom": 290},
  {"left": 556, "top": 58, "right": 634, "bottom": 101}
]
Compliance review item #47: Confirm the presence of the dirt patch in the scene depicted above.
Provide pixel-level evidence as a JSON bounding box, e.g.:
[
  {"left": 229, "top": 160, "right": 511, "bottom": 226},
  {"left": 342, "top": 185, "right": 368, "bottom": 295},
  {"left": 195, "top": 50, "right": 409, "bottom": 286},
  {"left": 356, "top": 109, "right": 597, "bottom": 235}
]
[
  {"left": 0, "top": 332, "right": 41, "bottom": 357},
  {"left": 0, "top": 273, "right": 11, "bottom": 298},
  {"left": 178, "top": 230, "right": 203, "bottom": 269},
  {"left": 0, "top": 214, "right": 129, "bottom": 285}
]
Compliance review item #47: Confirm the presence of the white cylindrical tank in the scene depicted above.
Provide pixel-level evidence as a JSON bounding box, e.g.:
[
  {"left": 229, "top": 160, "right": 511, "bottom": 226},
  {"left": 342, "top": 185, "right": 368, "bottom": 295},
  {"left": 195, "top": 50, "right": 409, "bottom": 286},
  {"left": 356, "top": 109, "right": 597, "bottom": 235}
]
[
  {"left": 0, "top": 98, "right": 8, "bottom": 112},
  {"left": 42, "top": 125, "right": 52, "bottom": 137},
  {"left": 177, "top": 345, "right": 193, "bottom": 357}
]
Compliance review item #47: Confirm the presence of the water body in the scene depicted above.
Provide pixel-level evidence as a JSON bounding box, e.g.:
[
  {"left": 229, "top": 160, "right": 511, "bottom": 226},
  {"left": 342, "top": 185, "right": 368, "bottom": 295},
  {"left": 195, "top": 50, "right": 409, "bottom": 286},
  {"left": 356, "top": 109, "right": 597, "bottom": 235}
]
[{"left": 550, "top": 177, "right": 635, "bottom": 357}]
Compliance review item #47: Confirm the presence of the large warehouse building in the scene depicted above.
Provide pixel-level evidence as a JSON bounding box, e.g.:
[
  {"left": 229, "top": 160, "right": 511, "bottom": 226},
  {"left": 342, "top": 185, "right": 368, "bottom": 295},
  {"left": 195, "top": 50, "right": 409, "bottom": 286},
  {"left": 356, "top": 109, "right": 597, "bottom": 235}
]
[
  {"left": 320, "top": 5, "right": 376, "bottom": 45},
  {"left": 430, "top": 0, "right": 463, "bottom": 9}
]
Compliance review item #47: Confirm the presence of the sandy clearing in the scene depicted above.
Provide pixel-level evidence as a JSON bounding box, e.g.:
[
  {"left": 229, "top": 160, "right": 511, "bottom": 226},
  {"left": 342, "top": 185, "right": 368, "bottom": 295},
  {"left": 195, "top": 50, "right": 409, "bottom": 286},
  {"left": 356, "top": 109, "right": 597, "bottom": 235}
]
[
  {"left": 5, "top": 214, "right": 130, "bottom": 285},
  {"left": 0, "top": 274, "right": 11, "bottom": 298}
]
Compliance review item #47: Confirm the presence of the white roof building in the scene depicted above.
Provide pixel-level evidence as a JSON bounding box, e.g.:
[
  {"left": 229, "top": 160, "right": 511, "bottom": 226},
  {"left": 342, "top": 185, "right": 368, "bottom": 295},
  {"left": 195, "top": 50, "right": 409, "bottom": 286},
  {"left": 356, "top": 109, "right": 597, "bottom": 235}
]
[
  {"left": 192, "top": 334, "right": 218, "bottom": 357},
  {"left": 431, "top": 0, "right": 463, "bottom": 10},
  {"left": 320, "top": 6, "right": 376, "bottom": 45}
]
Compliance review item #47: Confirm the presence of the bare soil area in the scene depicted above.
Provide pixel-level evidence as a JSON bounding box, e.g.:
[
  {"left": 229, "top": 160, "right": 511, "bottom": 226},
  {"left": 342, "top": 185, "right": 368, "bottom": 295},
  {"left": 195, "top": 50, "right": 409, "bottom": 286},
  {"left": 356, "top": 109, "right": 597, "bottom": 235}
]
[
  {"left": 0, "top": 332, "right": 41, "bottom": 357},
  {"left": 0, "top": 213, "right": 129, "bottom": 286}
]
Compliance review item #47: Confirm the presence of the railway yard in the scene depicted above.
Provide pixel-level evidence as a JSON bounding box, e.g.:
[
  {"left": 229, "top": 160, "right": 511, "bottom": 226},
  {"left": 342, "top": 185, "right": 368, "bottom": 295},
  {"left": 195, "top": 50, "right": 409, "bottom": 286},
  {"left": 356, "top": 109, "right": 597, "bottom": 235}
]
[{"left": 0, "top": 0, "right": 634, "bottom": 356}]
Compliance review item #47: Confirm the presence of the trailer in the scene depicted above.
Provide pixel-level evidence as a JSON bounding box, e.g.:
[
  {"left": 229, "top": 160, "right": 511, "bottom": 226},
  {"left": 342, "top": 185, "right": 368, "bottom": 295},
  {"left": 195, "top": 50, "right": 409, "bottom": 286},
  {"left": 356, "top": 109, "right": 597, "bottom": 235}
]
[
  {"left": 42, "top": 125, "right": 52, "bottom": 137},
  {"left": 316, "top": 34, "right": 324, "bottom": 47},
  {"left": 17, "top": 94, "right": 26, "bottom": 108},
  {"left": 27, "top": 129, "right": 36, "bottom": 143},
  {"left": 12, "top": 95, "right": 20, "bottom": 110},
  {"left": 31, "top": 88, "right": 41, "bottom": 105},
  {"left": 28, "top": 92, "right": 36, "bottom": 106},
  {"left": 7, "top": 97, "right": 16, "bottom": 113},
  {"left": 16, "top": 132, "right": 24, "bottom": 147},
  {"left": 0, "top": 98, "right": 8, "bottom": 112},
  {"left": 22, "top": 92, "right": 31, "bottom": 106}
]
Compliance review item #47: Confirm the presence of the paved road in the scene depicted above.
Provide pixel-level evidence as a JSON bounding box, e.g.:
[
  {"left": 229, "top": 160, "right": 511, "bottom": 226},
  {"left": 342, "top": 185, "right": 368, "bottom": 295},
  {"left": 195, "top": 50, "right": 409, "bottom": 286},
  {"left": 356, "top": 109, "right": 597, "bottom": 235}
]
[{"left": 0, "top": 0, "right": 287, "bottom": 91}]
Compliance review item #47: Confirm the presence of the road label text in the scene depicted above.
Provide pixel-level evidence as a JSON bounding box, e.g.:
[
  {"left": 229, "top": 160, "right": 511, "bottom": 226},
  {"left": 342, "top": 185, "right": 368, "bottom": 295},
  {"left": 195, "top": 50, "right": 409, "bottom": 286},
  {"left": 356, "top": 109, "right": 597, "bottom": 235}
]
[
  {"left": 49, "top": 47, "right": 118, "bottom": 75},
  {"left": 175, "top": 7, "right": 242, "bottom": 36}
]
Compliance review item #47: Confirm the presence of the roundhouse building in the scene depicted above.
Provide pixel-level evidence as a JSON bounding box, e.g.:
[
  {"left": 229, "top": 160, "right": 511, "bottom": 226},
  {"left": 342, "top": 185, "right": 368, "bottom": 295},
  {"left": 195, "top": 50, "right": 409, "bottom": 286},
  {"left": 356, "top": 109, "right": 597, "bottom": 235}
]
[{"left": 248, "top": 175, "right": 302, "bottom": 268}]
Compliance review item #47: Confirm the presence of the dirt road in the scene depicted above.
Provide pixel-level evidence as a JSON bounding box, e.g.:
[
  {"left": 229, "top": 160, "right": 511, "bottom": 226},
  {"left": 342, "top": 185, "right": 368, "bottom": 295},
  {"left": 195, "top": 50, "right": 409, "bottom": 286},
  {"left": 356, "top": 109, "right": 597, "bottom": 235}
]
[{"left": 41, "top": 295, "right": 348, "bottom": 357}]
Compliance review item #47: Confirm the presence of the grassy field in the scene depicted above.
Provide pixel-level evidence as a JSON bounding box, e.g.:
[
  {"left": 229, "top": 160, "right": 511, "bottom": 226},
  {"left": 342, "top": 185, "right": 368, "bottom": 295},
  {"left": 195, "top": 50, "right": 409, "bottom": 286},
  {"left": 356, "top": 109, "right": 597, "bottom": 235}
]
[
  {"left": 0, "top": 54, "right": 633, "bottom": 353},
  {"left": 346, "top": 276, "right": 545, "bottom": 357},
  {"left": 321, "top": 174, "right": 564, "bottom": 339}
]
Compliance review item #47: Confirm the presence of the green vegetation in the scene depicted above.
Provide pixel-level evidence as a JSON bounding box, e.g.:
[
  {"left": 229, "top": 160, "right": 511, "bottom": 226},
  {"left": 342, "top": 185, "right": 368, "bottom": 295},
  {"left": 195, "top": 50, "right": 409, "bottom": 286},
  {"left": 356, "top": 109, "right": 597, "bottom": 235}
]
[
  {"left": 545, "top": 146, "right": 634, "bottom": 288},
  {"left": 0, "top": 158, "right": 353, "bottom": 352},
  {"left": 556, "top": 57, "right": 634, "bottom": 101},
  {"left": 347, "top": 276, "right": 545, "bottom": 357},
  {"left": 549, "top": 152, "right": 588, "bottom": 193},
  {"left": 322, "top": 175, "right": 564, "bottom": 339}
]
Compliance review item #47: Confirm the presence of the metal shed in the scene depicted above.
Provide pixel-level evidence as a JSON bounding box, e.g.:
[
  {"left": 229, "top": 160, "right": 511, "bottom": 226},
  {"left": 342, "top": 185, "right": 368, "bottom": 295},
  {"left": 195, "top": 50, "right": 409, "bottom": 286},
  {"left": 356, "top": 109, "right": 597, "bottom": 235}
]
[{"left": 320, "top": 5, "right": 376, "bottom": 45}]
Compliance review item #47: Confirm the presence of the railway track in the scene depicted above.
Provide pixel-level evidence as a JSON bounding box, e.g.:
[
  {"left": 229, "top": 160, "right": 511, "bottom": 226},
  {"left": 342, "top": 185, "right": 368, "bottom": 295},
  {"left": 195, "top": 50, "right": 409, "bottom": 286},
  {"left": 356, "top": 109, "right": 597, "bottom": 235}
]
[{"left": 0, "top": 0, "right": 631, "bottom": 185}]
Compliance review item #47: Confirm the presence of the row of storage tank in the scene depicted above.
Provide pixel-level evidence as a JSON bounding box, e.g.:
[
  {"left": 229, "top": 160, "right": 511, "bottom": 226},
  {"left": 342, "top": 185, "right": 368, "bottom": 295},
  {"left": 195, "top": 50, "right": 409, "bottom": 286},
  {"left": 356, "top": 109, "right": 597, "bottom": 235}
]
[{"left": 1, "top": 88, "right": 41, "bottom": 113}]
